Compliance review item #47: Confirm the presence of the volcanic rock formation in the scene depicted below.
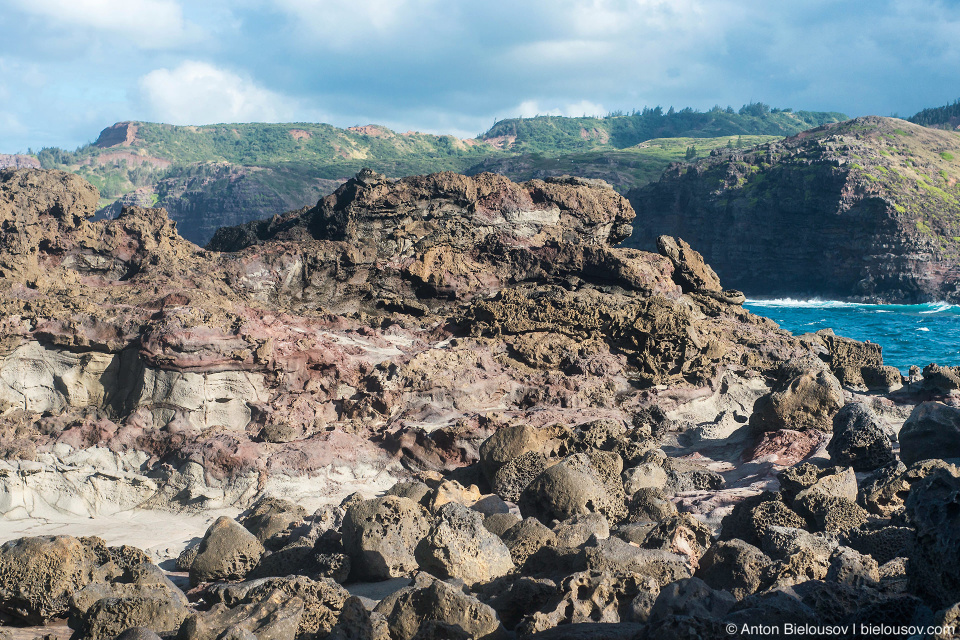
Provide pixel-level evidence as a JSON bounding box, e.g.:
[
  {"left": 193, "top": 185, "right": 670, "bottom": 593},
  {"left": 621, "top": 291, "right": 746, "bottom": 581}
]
[
  {"left": 0, "top": 167, "right": 816, "bottom": 519},
  {"left": 2, "top": 165, "right": 957, "bottom": 639}
]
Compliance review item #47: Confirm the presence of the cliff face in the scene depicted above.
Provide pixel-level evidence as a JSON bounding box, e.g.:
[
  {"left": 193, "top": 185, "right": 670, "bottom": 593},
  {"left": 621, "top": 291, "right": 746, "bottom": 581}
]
[
  {"left": 625, "top": 116, "right": 960, "bottom": 302},
  {"left": 98, "top": 164, "right": 343, "bottom": 246}
]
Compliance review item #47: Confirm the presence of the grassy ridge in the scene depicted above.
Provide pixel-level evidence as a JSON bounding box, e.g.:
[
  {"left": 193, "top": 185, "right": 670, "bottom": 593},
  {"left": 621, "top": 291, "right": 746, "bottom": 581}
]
[
  {"left": 29, "top": 104, "right": 848, "bottom": 244},
  {"left": 482, "top": 104, "right": 846, "bottom": 153},
  {"left": 466, "top": 135, "right": 781, "bottom": 191}
]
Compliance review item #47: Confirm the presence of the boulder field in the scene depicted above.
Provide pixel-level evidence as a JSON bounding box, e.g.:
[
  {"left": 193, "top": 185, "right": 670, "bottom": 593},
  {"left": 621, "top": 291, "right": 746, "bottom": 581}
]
[{"left": 0, "top": 167, "right": 959, "bottom": 638}]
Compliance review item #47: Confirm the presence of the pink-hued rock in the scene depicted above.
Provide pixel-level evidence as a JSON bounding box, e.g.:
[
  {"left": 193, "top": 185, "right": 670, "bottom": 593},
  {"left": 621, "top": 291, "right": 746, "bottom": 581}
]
[{"left": 0, "top": 168, "right": 815, "bottom": 515}]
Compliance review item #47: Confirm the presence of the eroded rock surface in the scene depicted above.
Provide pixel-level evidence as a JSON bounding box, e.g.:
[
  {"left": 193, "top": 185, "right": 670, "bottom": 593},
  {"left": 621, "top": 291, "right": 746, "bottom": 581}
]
[
  {"left": 0, "top": 166, "right": 948, "bottom": 639},
  {"left": 0, "top": 167, "right": 812, "bottom": 517}
]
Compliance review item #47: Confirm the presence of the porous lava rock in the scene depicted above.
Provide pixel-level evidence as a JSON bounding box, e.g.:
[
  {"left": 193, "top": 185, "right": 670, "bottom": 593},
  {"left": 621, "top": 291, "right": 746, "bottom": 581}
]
[
  {"left": 500, "top": 518, "right": 558, "bottom": 568},
  {"left": 900, "top": 402, "right": 960, "bottom": 465},
  {"left": 696, "top": 539, "right": 772, "bottom": 600},
  {"left": 414, "top": 502, "right": 514, "bottom": 586},
  {"left": 827, "top": 402, "right": 896, "bottom": 471},
  {"left": 177, "top": 588, "right": 304, "bottom": 640},
  {"left": 239, "top": 497, "right": 307, "bottom": 546},
  {"left": 189, "top": 517, "right": 265, "bottom": 586},
  {"left": 0, "top": 164, "right": 946, "bottom": 640},
  {"left": 341, "top": 496, "right": 432, "bottom": 581},
  {"left": 206, "top": 575, "right": 350, "bottom": 639},
  {"left": 519, "top": 451, "right": 627, "bottom": 524},
  {"left": 0, "top": 535, "right": 106, "bottom": 624},
  {"left": 376, "top": 572, "right": 506, "bottom": 640},
  {"left": 905, "top": 466, "right": 960, "bottom": 608},
  {"left": 71, "top": 562, "right": 189, "bottom": 639},
  {"left": 752, "top": 362, "right": 844, "bottom": 433}
]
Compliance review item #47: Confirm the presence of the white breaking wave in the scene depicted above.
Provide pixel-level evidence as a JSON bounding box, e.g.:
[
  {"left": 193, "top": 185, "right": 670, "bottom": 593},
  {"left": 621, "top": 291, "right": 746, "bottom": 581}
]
[
  {"left": 920, "top": 302, "right": 956, "bottom": 314},
  {"left": 746, "top": 298, "right": 958, "bottom": 313},
  {"left": 744, "top": 298, "right": 868, "bottom": 308}
]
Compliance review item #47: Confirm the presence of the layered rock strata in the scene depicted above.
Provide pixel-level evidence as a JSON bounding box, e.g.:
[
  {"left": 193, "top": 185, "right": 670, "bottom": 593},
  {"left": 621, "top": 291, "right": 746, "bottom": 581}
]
[
  {"left": 1, "top": 165, "right": 957, "bottom": 638},
  {"left": 0, "top": 167, "right": 808, "bottom": 518}
]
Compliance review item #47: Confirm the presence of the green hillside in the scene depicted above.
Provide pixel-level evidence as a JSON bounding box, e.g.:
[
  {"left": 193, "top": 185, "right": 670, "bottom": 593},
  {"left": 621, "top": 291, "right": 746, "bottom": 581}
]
[
  {"left": 480, "top": 103, "right": 846, "bottom": 154},
  {"left": 465, "top": 135, "right": 780, "bottom": 191},
  {"left": 30, "top": 104, "right": 847, "bottom": 245},
  {"left": 37, "top": 121, "right": 498, "bottom": 200}
]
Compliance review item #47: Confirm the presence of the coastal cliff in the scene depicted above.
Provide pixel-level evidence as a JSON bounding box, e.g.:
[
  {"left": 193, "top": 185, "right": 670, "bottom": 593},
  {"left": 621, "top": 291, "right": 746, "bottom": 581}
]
[
  {"left": 625, "top": 116, "right": 960, "bottom": 303},
  {"left": 3, "top": 167, "right": 959, "bottom": 639}
]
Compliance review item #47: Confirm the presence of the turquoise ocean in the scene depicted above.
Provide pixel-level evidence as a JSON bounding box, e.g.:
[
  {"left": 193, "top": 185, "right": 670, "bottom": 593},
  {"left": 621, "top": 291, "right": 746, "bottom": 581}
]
[{"left": 743, "top": 299, "right": 960, "bottom": 373}]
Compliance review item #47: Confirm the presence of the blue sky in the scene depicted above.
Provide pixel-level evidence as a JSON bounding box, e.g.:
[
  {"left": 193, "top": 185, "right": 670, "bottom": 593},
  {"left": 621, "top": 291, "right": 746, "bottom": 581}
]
[{"left": 1, "top": 0, "right": 959, "bottom": 153}]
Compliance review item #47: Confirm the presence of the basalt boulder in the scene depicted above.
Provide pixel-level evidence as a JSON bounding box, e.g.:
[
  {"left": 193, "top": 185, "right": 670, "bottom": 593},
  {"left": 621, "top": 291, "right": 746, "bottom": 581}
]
[
  {"left": 656, "top": 235, "right": 723, "bottom": 294},
  {"left": 71, "top": 562, "right": 189, "bottom": 639},
  {"left": 696, "top": 539, "right": 772, "bottom": 600},
  {"left": 377, "top": 573, "right": 506, "bottom": 640},
  {"left": 827, "top": 403, "right": 896, "bottom": 471},
  {"left": 899, "top": 402, "right": 960, "bottom": 465},
  {"left": 414, "top": 502, "right": 514, "bottom": 586},
  {"left": 516, "top": 570, "right": 656, "bottom": 634},
  {"left": 905, "top": 466, "right": 960, "bottom": 608},
  {"left": 239, "top": 496, "right": 308, "bottom": 547},
  {"left": 584, "top": 537, "right": 693, "bottom": 587},
  {"left": 176, "top": 588, "right": 304, "bottom": 640},
  {"left": 520, "top": 451, "right": 627, "bottom": 525},
  {"left": 647, "top": 577, "right": 737, "bottom": 624},
  {"left": 719, "top": 493, "right": 808, "bottom": 547},
  {"left": 190, "top": 517, "right": 265, "bottom": 586},
  {"left": 500, "top": 518, "right": 558, "bottom": 568},
  {"left": 341, "top": 496, "right": 432, "bottom": 581},
  {"left": 81, "top": 596, "right": 189, "bottom": 640},
  {"left": 752, "top": 364, "right": 844, "bottom": 433},
  {"left": 0, "top": 535, "right": 107, "bottom": 624},
  {"left": 553, "top": 513, "right": 610, "bottom": 548},
  {"left": 205, "top": 575, "right": 350, "bottom": 639},
  {"left": 479, "top": 424, "right": 573, "bottom": 484}
]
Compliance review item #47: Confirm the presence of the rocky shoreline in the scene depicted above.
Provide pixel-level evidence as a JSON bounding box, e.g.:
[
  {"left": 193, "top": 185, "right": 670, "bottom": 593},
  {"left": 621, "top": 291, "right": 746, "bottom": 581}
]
[{"left": 1, "top": 167, "right": 959, "bottom": 639}]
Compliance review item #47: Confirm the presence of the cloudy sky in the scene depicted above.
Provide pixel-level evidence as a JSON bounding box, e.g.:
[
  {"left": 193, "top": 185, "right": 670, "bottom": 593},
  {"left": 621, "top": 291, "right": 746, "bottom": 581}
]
[{"left": 1, "top": 0, "right": 958, "bottom": 153}]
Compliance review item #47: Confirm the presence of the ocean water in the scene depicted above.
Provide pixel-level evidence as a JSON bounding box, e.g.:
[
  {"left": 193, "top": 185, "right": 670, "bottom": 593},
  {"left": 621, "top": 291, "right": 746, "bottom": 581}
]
[{"left": 743, "top": 299, "right": 960, "bottom": 373}]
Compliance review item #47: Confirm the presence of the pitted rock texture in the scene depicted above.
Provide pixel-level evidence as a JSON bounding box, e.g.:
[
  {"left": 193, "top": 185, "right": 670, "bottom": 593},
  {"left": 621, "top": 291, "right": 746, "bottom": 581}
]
[
  {"left": 0, "top": 167, "right": 817, "bottom": 517},
  {"left": 414, "top": 502, "right": 514, "bottom": 586},
  {"left": 520, "top": 451, "right": 627, "bottom": 525},
  {"left": 341, "top": 496, "right": 432, "bottom": 581},
  {"left": 827, "top": 402, "right": 896, "bottom": 471},
  {"left": 752, "top": 365, "right": 844, "bottom": 433},
  {"left": 190, "top": 517, "right": 265, "bottom": 586},
  {"left": 0, "top": 166, "right": 950, "bottom": 640},
  {"left": 377, "top": 572, "right": 505, "bottom": 640},
  {"left": 899, "top": 402, "right": 960, "bottom": 465},
  {"left": 0, "top": 534, "right": 106, "bottom": 624},
  {"left": 906, "top": 466, "right": 960, "bottom": 608}
]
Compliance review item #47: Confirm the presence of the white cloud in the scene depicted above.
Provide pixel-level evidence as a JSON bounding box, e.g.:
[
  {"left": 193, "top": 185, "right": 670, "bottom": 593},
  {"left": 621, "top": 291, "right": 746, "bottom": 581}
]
[
  {"left": 138, "top": 61, "right": 295, "bottom": 125},
  {"left": 268, "top": 0, "right": 442, "bottom": 48},
  {"left": 10, "top": 0, "right": 194, "bottom": 48}
]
